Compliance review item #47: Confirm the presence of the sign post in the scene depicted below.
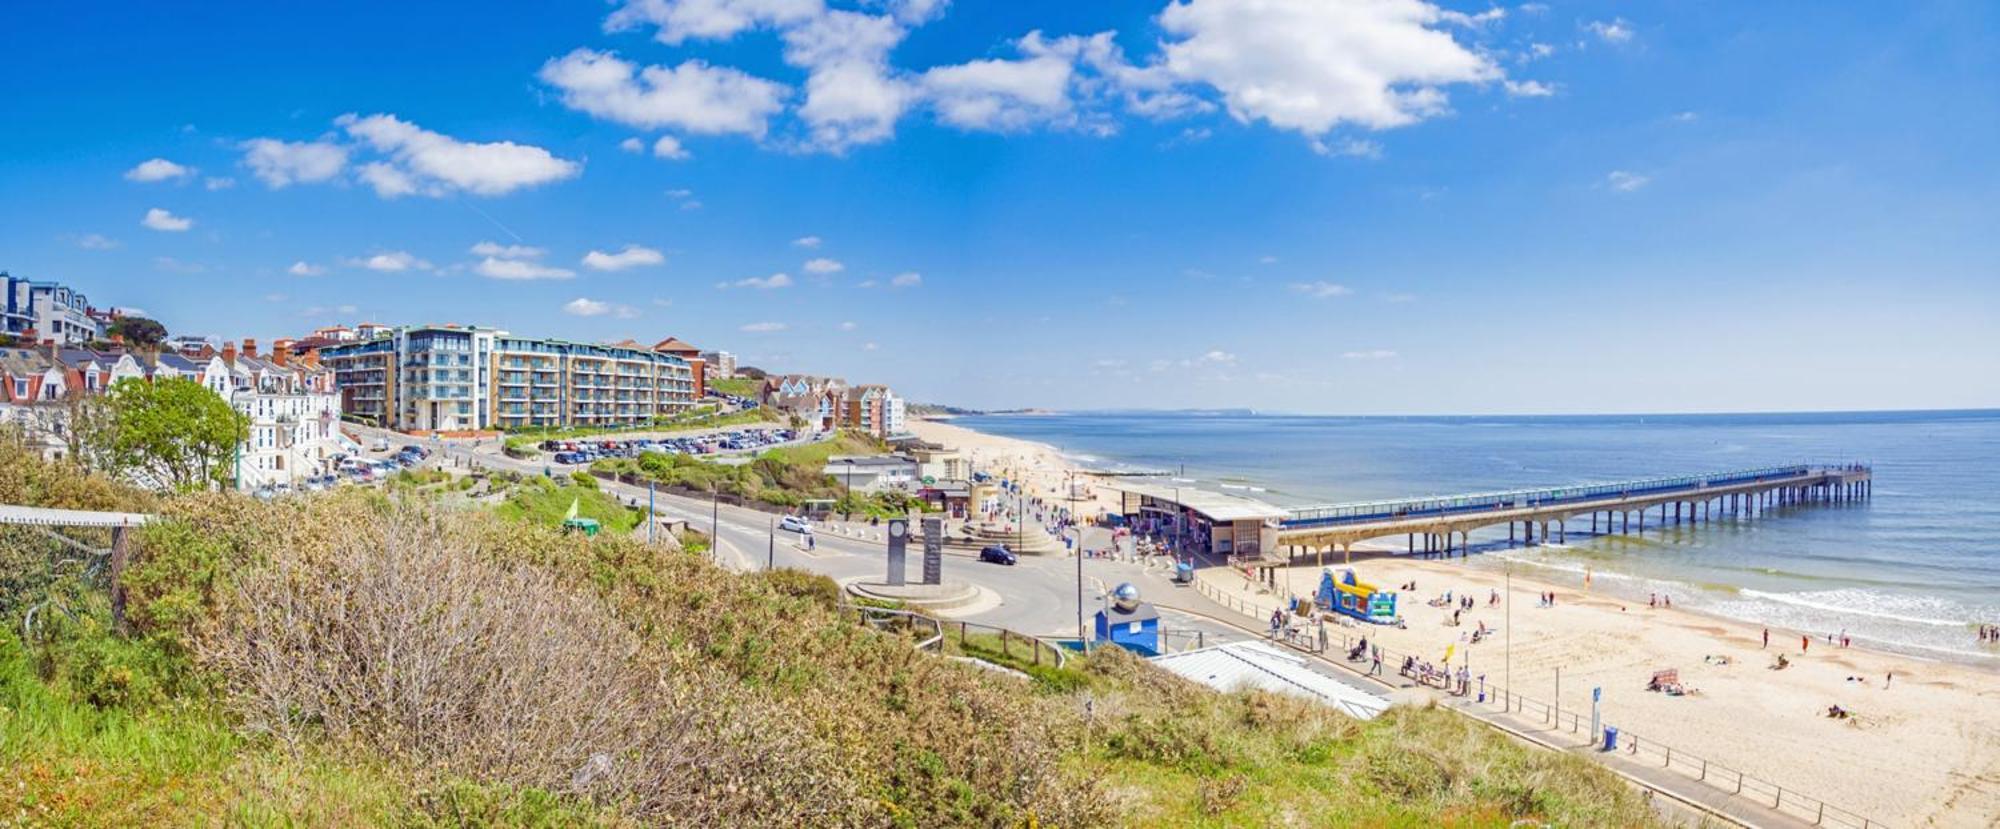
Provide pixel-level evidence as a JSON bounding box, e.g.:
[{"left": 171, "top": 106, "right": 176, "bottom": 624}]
[
  {"left": 886, "top": 518, "right": 909, "bottom": 586},
  {"left": 1591, "top": 686, "right": 1602, "bottom": 742},
  {"left": 921, "top": 517, "right": 943, "bottom": 585}
]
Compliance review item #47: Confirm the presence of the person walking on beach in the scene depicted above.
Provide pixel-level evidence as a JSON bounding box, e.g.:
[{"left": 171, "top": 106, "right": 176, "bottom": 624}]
[
  {"left": 1802, "top": 635, "right": 1810, "bottom": 654},
  {"left": 1885, "top": 671, "right": 1893, "bottom": 688},
  {"left": 1762, "top": 628, "right": 1770, "bottom": 649}
]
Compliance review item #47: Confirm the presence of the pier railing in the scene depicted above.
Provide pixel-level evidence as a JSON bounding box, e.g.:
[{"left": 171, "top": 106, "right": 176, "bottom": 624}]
[
  {"left": 1282, "top": 463, "right": 1869, "bottom": 528},
  {"left": 1191, "top": 576, "right": 1883, "bottom": 829}
]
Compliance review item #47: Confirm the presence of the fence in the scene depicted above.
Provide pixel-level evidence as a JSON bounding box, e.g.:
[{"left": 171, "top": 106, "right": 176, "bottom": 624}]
[
  {"left": 1193, "top": 572, "right": 1884, "bottom": 829},
  {"left": 846, "top": 604, "right": 1068, "bottom": 670}
]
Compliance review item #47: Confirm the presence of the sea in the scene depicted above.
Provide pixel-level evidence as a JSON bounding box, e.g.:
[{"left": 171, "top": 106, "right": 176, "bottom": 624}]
[{"left": 954, "top": 409, "right": 2000, "bottom": 664}]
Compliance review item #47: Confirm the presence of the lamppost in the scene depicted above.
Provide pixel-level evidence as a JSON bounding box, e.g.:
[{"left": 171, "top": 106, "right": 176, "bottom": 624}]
[{"left": 1069, "top": 469, "right": 1085, "bottom": 642}]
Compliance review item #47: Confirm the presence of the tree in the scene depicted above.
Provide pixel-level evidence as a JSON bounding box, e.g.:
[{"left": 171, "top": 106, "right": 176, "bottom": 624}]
[
  {"left": 98, "top": 377, "right": 248, "bottom": 492},
  {"left": 105, "top": 316, "right": 168, "bottom": 346}
]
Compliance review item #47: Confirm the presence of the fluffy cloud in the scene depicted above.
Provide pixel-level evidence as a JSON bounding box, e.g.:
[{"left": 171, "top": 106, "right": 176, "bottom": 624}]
[
  {"left": 288, "top": 261, "right": 327, "bottom": 276},
  {"left": 605, "top": 0, "right": 821, "bottom": 45},
  {"left": 470, "top": 241, "right": 546, "bottom": 258},
  {"left": 339, "top": 113, "right": 580, "bottom": 197},
  {"left": 1606, "top": 170, "right": 1649, "bottom": 192},
  {"left": 720, "top": 272, "right": 794, "bottom": 290},
  {"left": 651, "top": 135, "right": 692, "bottom": 159},
  {"left": 240, "top": 138, "right": 349, "bottom": 187},
  {"left": 346, "top": 251, "right": 433, "bottom": 272},
  {"left": 802, "top": 257, "right": 843, "bottom": 274},
  {"left": 476, "top": 257, "right": 575, "bottom": 280},
  {"left": 1585, "top": 18, "right": 1634, "bottom": 44},
  {"left": 838, "top": 320, "right": 857, "bottom": 331},
  {"left": 140, "top": 208, "right": 192, "bottom": 232},
  {"left": 582, "top": 244, "right": 666, "bottom": 271},
  {"left": 890, "top": 271, "right": 922, "bottom": 288},
  {"left": 921, "top": 33, "right": 1078, "bottom": 131},
  {"left": 564, "top": 297, "right": 640, "bottom": 318},
  {"left": 539, "top": 48, "right": 787, "bottom": 137},
  {"left": 1503, "top": 79, "right": 1555, "bottom": 98},
  {"left": 125, "top": 158, "right": 193, "bottom": 183},
  {"left": 739, "top": 321, "right": 789, "bottom": 332},
  {"left": 784, "top": 10, "right": 917, "bottom": 149},
  {"left": 1158, "top": 0, "right": 1500, "bottom": 135},
  {"left": 1289, "top": 280, "right": 1351, "bottom": 298},
  {"left": 793, "top": 235, "right": 822, "bottom": 248},
  {"left": 73, "top": 233, "right": 120, "bottom": 250},
  {"left": 620, "top": 137, "right": 645, "bottom": 153},
  {"left": 204, "top": 176, "right": 236, "bottom": 190}
]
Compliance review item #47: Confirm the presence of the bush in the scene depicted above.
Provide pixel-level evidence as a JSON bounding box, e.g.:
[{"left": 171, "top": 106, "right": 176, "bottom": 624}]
[
  {"left": 754, "top": 568, "right": 842, "bottom": 611},
  {"left": 569, "top": 471, "right": 598, "bottom": 490}
]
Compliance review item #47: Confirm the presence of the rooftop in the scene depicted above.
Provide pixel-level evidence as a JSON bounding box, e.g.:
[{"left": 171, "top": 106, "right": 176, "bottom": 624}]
[{"left": 1102, "top": 479, "right": 1289, "bottom": 522}]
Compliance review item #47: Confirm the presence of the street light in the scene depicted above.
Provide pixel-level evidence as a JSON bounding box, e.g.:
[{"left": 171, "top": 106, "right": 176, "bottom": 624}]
[{"left": 1069, "top": 469, "right": 1085, "bottom": 642}]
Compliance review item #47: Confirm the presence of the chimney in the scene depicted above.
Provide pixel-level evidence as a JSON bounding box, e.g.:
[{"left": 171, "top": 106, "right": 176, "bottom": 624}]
[
  {"left": 110, "top": 333, "right": 125, "bottom": 347},
  {"left": 272, "top": 347, "right": 288, "bottom": 367},
  {"left": 41, "top": 338, "right": 57, "bottom": 359},
  {"left": 222, "top": 341, "right": 238, "bottom": 365},
  {"left": 302, "top": 348, "right": 321, "bottom": 367},
  {"left": 243, "top": 338, "right": 258, "bottom": 358}
]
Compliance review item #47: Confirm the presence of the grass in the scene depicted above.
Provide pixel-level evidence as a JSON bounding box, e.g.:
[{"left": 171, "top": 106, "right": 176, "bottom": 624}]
[
  {"left": 491, "top": 476, "right": 642, "bottom": 534},
  {"left": 502, "top": 406, "right": 780, "bottom": 457},
  {"left": 759, "top": 430, "right": 886, "bottom": 466},
  {"left": 709, "top": 377, "right": 761, "bottom": 397}
]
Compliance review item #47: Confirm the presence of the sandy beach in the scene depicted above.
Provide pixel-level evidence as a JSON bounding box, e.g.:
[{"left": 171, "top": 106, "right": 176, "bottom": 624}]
[
  {"left": 923, "top": 416, "right": 2000, "bottom": 828},
  {"left": 908, "top": 417, "right": 1124, "bottom": 518}
]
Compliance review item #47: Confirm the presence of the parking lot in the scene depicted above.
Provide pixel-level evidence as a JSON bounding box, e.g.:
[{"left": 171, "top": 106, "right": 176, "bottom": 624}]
[{"left": 542, "top": 426, "right": 800, "bottom": 465}]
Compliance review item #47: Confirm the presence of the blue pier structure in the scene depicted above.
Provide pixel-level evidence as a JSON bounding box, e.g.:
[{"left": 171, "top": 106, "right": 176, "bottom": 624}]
[{"left": 1270, "top": 463, "right": 1873, "bottom": 562}]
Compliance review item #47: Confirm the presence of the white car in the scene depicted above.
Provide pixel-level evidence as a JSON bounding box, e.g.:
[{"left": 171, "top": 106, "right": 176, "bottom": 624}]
[{"left": 778, "top": 515, "right": 813, "bottom": 534}]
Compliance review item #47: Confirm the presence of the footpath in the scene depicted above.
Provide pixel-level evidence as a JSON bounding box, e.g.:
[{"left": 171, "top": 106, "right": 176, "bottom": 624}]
[{"left": 1141, "top": 567, "right": 1837, "bottom": 829}]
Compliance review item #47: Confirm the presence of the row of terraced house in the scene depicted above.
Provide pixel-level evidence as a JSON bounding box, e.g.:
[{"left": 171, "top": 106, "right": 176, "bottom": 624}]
[
  {"left": 760, "top": 374, "right": 907, "bottom": 439},
  {"left": 317, "top": 325, "right": 702, "bottom": 432},
  {"left": 0, "top": 338, "right": 345, "bottom": 490}
]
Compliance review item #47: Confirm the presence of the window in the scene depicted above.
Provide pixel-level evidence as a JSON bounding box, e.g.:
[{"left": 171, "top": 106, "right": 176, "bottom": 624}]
[{"left": 12, "top": 379, "right": 25, "bottom": 398}]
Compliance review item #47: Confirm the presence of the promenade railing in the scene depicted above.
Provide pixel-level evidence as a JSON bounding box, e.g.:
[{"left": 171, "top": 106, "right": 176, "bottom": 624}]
[{"left": 1192, "top": 575, "right": 1883, "bottom": 829}]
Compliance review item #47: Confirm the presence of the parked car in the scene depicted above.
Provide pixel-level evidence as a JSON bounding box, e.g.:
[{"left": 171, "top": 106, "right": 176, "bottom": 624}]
[
  {"left": 978, "top": 545, "right": 1018, "bottom": 565},
  {"left": 371, "top": 438, "right": 391, "bottom": 452},
  {"left": 778, "top": 515, "right": 813, "bottom": 534}
]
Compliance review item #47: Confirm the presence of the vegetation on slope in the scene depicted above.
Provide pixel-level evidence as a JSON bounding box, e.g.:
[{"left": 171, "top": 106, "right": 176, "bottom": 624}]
[
  {"left": 491, "top": 474, "right": 643, "bottom": 534},
  {"left": 0, "top": 431, "right": 1661, "bottom": 827},
  {"left": 593, "top": 430, "right": 923, "bottom": 516}
]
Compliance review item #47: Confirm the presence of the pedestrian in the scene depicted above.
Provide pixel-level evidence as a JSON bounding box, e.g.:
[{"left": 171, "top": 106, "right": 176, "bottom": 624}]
[
  {"left": 1650, "top": 593, "right": 1657, "bottom": 608},
  {"left": 1802, "top": 635, "right": 1810, "bottom": 654},
  {"left": 1270, "top": 608, "right": 1283, "bottom": 638},
  {"left": 1762, "top": 628, "right": 1769, "bottom": 649},
  {"left": 1664, "top": 595, "right": 1672, "bottom": 609},
  {"left": 1885, "top": 671, "right": 1893, "bottom": 689}
]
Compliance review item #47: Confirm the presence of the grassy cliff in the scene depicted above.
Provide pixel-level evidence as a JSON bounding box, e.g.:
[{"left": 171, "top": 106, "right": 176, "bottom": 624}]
[{"left": 0, "top": 433, "right": 1660, "bottom": 827}]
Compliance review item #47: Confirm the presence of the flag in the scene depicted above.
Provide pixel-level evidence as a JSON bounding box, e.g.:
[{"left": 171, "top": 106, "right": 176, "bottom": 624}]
[
  {"left": 563, "top": 497, "right": 580, "bottom": 522},
  {"left": 1443, "top": 644, "right": 1455, "bottom": 664}
]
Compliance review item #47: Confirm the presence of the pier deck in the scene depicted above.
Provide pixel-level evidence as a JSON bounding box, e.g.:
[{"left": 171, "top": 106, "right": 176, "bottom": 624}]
[{"left": 1273, "top": 464, "right": 1871, "bottom": 556}]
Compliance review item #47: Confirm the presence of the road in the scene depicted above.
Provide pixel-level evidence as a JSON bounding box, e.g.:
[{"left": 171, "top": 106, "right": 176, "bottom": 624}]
[{"left": 341, "top": 421, "right": 1251, "bottom": 643}]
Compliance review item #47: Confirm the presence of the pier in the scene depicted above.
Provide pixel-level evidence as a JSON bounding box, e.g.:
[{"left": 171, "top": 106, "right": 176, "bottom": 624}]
[{"left": 1273, "top": 463, "right": 1871, "bottom": 562}]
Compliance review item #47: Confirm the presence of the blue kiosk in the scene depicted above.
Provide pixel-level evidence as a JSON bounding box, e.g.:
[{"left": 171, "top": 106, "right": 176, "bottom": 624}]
[
  {"left": 1317, "top": 567, "right": 1400, "bottom": 625},
  {"left": 1094, "top": 582, "right": 1162, "bottom": 656}
]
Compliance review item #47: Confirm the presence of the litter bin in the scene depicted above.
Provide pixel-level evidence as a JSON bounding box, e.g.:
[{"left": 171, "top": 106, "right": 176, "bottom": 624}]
[{"left": 1602, "top": 726, "right": 1619, "bottom": 752}]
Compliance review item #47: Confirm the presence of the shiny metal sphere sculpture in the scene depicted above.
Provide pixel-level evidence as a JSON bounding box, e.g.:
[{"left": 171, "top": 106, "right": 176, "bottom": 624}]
[{"left": 1111, "top": 582, "right": 1142, "bottom": 611}]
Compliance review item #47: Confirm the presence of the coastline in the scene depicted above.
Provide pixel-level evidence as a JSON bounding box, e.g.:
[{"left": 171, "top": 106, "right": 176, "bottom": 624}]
[{"left": 923, "top": 414, "right": 2000, "bottom": 828}]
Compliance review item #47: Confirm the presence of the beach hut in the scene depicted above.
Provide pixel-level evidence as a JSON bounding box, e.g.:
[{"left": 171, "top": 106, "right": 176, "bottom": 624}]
[
  {"left": 1317, "top": 568, "right": 1399, "bottom": 625},
  {"left": 1094, "top": 583, "right": 1162, "bottom": 656}
]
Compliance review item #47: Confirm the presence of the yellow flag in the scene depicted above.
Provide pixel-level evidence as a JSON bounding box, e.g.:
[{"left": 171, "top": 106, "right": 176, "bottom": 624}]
[
  {"left": 563, "top": 497, "right": 580, "bottom": 522},
  {"left": 1443, "top": 643, "right": 1455, "bottom": 664}
]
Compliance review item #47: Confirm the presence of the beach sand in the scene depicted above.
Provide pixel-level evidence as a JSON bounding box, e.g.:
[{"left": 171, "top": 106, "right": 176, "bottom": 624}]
[
  {"left": 921, "top": 416, "right": 2000, "bottom": 828},
  {"left": 908, "top": 417, "right": 1123, "bottom": 518}
]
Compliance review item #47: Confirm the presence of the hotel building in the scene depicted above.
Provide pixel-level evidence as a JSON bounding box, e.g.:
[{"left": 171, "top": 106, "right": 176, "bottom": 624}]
[{"left": 320, "top": 325, "right": 697, "bottom": 432}]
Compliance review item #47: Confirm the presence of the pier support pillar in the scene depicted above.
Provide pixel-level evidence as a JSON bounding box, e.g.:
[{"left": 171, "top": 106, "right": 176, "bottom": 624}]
[{"left": 1559, "top": 520, "right": 1566, "bottom": 544}]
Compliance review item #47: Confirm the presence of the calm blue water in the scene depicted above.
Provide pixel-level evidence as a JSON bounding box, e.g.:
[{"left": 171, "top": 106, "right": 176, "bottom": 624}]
[{"left": 957, "top": 410, "right": 2000, "bottom": 662}]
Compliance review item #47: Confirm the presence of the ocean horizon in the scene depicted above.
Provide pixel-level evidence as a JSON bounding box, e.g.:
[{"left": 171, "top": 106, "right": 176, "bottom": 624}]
[{"left": 954, "top": 408, "right": 2000, "bottom": 665}]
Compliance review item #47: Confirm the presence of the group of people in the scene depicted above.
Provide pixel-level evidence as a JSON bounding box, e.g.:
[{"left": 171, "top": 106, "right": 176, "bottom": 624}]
[
  {"left": 1978, "top": 624, "right": 2000, "bottom": 643},
  {"left": 1397, "top": 655, "right": 1476, "bottom": 695},
  {"left": 1648, "top": 593, "right": 1673, "bottom": 608},
  {"left": 1536, "top": 591, "right": 1559, "bottom": 607}
]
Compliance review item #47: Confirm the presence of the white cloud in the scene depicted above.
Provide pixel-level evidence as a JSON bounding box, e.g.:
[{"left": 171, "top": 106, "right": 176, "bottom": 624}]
[
  {"left": 838, "top": 320, "right": 857, "bottom": 331},
  {"left": 861, "top": 341, "right": 879, "bottom": 351},
  {"left": 605, "top": 0, "right": 821, "bottom": 45},
  {"left": 1606, "top": 170, "right": 1650, "bottom": 192},
  {"left": 288, "top": 261, "right": 327, "bottom": 276},
  {"left": 802, "top": 257, "right": 844, "bottom": 274},
  {"left": 890, "top": 271, "right": 922, "bottom": 288},
  {"left": 1289, "top": 280, "right": 1351, "bottom": 298},
  {"left": 539, "top": 48, "right": 787, "bottom": 137},
  {"left": 1585, "top": 18, "right": 1635, "bottom": 44},
  {"left": 476, "top": 257, "right": 576, "bottom": 280},
  {"left": 141, "top": 208, "right": 192, "bottom": 232},
  {"left": 665, "top": 188, "right": 695, "bottom": 199},
  {"left": 921, "top": 33, "right": 1078, "bottom": 131},
  {"left": 784, "top": 10, "right": 917, "bottom": 150},
  {"left": 720, "top": 272, "right": 794, "bottom": 290},
  {"left": 1524, "top": 42, "right": 1556, "bottom": 61},
  {"left": 1438, "top": 7, "right": 1506, "bottom": 27},
  {"left": 620, "top": 137, "right": 645, "bottom": 153},
  {"left": 1342, "top": 349, "right": 1398, "bottom": 360},
  {"left": 204, "top": 176, "right": 236, "bottom": 190},
  {"left": 651, "top": 135, "right": 692, "bottom": 159},
  {"left": 470, "top": 241, "right": 547, "bottom": 259},
  {"left": 582, "top": 244, "right": 666, "bottom": 271},
  {"left": 1258, "top": 255, "right": 1278, "bottom": 265},
  {"left": 346, "top": 251, "right": 433, "bottom": 272},
  {"left": 338, "top": 113, "right": 580, "bottom": 197},
  {"left": 1197, "top": 350, "right": 1236, "bottom": 365},
  {"left": 1672, "top": 110, "right": 1699, "bottom": 122},
  {"left": 125, "top": 158, "right": 194, "bottom": 183},
  {"left": 793, "top": 235, "right": 822, "bottom": 248},
  {"left": 740, "top": 321, "right": 789, "bottom": 332},
  {"left": 564, "top": 297, "right": 612, "bottom": 316},
  {"left": 1503, "top": 79, "right": 1556, "bottom": 98},
  {"left": 73, "top": 233, "right": 120, "bottom": 250},
  {"left": 1158, "top": 0, "right": 1501, "bottom": 137},
  {"left": 856, "top": 279, "right": 879, "bottom": 288},
  {"left": 240, "top": 138, "right": 349, "bottom": 188}
]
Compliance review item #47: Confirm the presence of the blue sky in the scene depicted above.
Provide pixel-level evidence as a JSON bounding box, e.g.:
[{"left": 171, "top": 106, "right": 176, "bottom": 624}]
[{"left": 3, "top": 0, "right": 1996, "bottom": 414}]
